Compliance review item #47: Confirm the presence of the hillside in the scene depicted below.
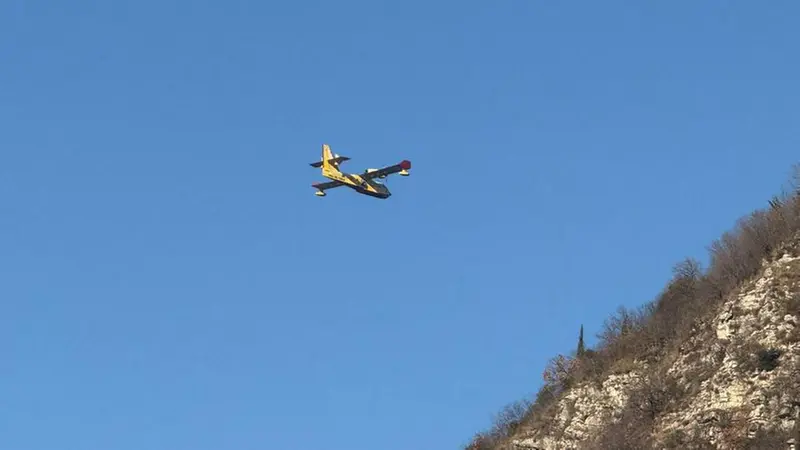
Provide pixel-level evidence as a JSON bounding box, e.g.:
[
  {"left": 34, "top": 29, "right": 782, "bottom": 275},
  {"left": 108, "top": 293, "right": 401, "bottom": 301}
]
[{"left": 465, "top": 166, "right": 800, "bottom": 449}]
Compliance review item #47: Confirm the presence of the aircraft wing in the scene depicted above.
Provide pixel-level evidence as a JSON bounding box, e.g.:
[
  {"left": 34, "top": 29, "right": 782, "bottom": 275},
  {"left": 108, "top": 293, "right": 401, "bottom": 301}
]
[
  {"left": 361, "top": 160, "right": 411, "bottom": 179},
  {"left": 312, "top": 180, "right": 345, "bottom": 191}
]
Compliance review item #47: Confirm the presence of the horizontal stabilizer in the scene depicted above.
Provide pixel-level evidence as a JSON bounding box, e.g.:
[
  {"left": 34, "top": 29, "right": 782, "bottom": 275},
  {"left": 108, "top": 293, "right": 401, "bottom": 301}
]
[{"left": 310, "top": 155, "right": 350, "bottom": 168}]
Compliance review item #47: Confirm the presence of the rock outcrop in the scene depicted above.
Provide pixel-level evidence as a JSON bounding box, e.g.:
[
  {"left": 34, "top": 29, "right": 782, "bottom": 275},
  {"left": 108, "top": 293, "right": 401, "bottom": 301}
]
[{"left": 512, "top": 250, "right": 800, "bottom": 449}]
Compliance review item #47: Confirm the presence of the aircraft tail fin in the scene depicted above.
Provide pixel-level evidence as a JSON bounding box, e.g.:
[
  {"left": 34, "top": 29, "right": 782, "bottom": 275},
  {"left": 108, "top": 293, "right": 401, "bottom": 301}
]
[
  {"left": 309, "top": 144, "right": 349, "bottom": 172},
  {"left": 322, "top": 144, "right": 335, "bottom": 172}
]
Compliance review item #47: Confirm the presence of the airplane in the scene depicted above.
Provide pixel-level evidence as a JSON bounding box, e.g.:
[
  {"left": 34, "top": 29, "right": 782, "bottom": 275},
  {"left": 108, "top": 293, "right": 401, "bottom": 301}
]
[{"left": 310, "top": 144, "right": 411, "bottom": 199}]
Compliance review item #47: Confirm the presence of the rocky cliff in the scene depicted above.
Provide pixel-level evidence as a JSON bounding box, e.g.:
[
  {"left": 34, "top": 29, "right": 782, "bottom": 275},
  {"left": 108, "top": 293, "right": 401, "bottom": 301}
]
[{"left": 466, "top": 169, "right": 800, "bottom": 450}]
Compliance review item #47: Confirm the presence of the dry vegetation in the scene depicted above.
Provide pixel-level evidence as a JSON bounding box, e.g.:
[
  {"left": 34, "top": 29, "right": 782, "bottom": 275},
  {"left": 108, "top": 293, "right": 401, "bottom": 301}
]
[{"left": 464, "top": 164, "right": 800, "bottom": 449}]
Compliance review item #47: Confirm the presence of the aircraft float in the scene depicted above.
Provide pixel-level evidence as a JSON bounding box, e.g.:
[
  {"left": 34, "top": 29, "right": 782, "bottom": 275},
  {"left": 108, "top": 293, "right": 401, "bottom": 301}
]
[{"left": 310, "top": 144, "right": 411, "bottom": 199}]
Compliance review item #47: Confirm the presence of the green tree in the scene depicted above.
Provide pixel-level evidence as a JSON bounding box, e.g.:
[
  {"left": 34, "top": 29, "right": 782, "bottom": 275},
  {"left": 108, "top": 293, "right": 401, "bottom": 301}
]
[{"left": 577, "top": 324, "right": 585, "bottom": 357}]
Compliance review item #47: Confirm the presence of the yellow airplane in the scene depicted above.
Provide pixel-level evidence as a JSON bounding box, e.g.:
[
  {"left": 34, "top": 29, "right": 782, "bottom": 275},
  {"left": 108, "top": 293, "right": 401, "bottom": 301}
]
[{"left": 310, "top": 144, "right": 411, "bottom": 199}]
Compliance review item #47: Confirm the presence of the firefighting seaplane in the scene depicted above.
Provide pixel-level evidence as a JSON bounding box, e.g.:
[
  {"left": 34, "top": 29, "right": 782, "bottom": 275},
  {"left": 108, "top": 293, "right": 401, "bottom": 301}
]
[{"left": 310, "top": 144, "right": 411, "bottom": 199}]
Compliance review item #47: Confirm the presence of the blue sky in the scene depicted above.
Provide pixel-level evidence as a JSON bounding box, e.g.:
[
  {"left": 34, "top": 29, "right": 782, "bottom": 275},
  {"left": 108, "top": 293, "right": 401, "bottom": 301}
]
[{"left": 1, "top": 1, "right": 799, "bottom": 449}]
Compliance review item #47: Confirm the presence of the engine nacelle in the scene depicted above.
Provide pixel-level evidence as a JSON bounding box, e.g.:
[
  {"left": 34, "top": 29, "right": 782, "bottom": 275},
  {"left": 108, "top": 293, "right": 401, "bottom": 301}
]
[{"left": 366, "top": 168, "right": 386, "bottom": 178}]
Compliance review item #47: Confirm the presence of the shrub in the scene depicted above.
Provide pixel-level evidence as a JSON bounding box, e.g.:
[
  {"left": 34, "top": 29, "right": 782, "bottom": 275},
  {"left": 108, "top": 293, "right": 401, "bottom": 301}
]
[
  {"left": 464, "top": 432, "right": 497, "bottom": 450},
  {"left": 742, "top": 427, "right": 793, "bottom": 449},
  {"left": 661, "top": 429, "right": 717, "bottom": 450},
  {"left": 587, "top": 368, "right": 683, "bottom": 448},
  {"left": 463, "top": 399, "right": 532, "bottom": 450},
  {"left": 542, "top": 354, "right": 574, "bottom": 389},
  {"left": 786, "top": 293, "right": 800, "bottom": 316},
  {"left": 731, "top": 340, "right": 765, "bottom": 374},
  {"left": 731, "top": 343, "right": 783, "bottom": 374},
  {"left": 490, "top": 399, "right": 530, "bottom": 438},
  {"left": 756, "top": 348, "right": 782, "bottom": 371}
]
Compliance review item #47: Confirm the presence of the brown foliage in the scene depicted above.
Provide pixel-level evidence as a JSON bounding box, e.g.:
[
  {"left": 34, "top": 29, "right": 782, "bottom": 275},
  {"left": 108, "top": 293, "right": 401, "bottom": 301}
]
[
  {"left": 464, "top": 432, "right": 497, "bottom": 450},
  {"left": 542, "top": 354, "right": 574, "bottom": 388},
  {"left": 463, "top": 399, "right": 531, "bottom": 450},
  {"left": 741, "top": 427, "right": 794, "bottom": 449},
  {"left": 730, "top": 340, "right": 784, "bottom": 374},
  {"left": 490, "top": 399, "right": 529, "bottom": 438},
  {"left": 661, "top": 429, "right": 717, "bottom": 449},
  {"left": 588, "top": 368, "right": 683, "bottom": 448},
  {"left": 786, "top": 293, "right": 800, "bottom": 316}
]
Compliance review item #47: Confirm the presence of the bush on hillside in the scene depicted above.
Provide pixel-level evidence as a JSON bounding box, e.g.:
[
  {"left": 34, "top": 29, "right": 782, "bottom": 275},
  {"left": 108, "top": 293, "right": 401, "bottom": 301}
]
[
  {"left": 589, "top": 367, "right": 683, "bottom": 447},
  {"left": 463, "top": 399, "right": 531, "bottom": 450}
]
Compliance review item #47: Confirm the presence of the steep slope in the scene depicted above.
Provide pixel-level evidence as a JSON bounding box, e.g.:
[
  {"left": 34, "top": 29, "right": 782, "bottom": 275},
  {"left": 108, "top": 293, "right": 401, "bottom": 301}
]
[{"left": 465, "top": 167, "right": 800, "bottom": 450}]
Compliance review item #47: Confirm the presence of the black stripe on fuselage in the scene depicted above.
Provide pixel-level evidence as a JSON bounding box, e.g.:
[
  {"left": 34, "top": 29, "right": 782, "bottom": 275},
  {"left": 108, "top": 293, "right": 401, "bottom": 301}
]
[
  {"left": 341, "top": 174, "right": 391, "bottom": 198},
  {"left": 347, "top": 185, "right": 390, "bottom": 198}
]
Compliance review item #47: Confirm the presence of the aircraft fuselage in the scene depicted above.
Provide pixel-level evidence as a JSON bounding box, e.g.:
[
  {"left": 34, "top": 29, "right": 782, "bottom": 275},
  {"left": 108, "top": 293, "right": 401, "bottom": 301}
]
[{"left": 341, "top": 174, "right": 391, "bottom": 198}]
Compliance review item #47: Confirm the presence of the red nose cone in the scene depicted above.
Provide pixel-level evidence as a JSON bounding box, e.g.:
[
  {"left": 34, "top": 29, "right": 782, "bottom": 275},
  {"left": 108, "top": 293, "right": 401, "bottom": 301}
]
[{"left": 400, "top": 160, "right": 411, "bottom": 170}]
